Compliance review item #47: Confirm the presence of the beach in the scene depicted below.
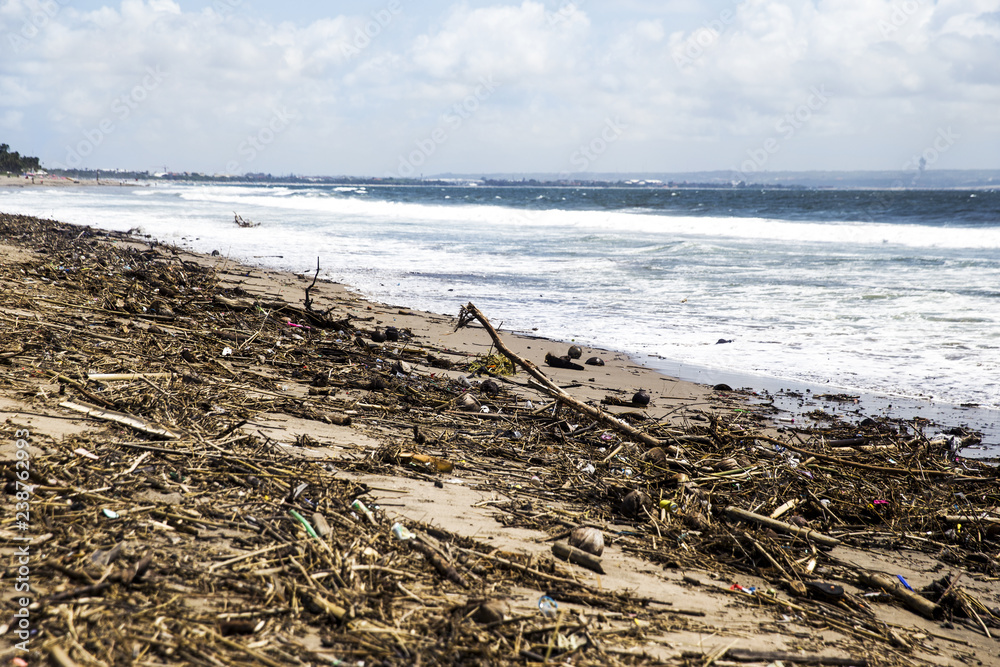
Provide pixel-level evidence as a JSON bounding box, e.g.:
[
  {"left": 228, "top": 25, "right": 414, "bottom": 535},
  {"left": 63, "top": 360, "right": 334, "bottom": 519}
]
[
  {"left": 3, "top": 178, "right": 997, "bottom": 452},
  {"left": 1, "top": 211, "right": 999, "bottom": 665}
]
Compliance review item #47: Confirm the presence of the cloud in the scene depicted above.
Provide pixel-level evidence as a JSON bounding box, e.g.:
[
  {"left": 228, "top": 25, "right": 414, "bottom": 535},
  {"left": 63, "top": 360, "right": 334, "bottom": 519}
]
[
  {"left": 410, "top": 1, "right": 589, "bottom": 81},
  {"left": 0, "top": 0, "right": 997, "bottom": 174}
]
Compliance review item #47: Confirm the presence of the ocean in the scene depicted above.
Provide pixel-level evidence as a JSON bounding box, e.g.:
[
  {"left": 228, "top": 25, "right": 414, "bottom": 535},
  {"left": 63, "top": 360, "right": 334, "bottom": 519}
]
[{"left": 3, "top": 182, "right": 998, "bottom": 452}]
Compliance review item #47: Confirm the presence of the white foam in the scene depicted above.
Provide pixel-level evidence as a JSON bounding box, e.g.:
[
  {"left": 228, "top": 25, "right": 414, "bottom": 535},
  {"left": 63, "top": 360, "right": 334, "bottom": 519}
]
[{"left": 2, "top": 184, "right": 997, "bottom": 411}]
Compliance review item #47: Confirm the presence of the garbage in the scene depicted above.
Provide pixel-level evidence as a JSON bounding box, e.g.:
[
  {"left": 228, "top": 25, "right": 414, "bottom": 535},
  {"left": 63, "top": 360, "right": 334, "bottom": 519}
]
[
  {"left": 351, "top": 499, "right": 377, "bottom": 526},
  {"left": 391, "top": 522, "right": 415, "bottom": 541},
  {"left": 567, "top": 526, "right": 605, "bottom": 556},
  {"left": 538, "top": 595, "right": 558, "bottom": 617},
  {"left": 805, "top": 581, "right": 845, "bottom": 601},
  {"left": 2, "top": 214, "right": 996, "bottom": 666}
]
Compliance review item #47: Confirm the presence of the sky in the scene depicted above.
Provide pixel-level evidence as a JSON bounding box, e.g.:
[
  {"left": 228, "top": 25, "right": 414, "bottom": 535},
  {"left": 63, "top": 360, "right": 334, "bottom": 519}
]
[{"left": 2, "top": 0, "right": 998, "bottom": 177}]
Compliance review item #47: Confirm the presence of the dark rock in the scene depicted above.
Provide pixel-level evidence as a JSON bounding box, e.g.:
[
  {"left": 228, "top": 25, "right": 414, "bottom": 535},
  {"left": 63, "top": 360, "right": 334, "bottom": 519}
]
[
  {"left": 621, "top": 490, "right": 652, "bottom": 517},
  {"left": 631, "top": 390, "right": 650, "bottom": 407},
  {"left": 545, "top": 352, "right": 584, "bottom": 371}
]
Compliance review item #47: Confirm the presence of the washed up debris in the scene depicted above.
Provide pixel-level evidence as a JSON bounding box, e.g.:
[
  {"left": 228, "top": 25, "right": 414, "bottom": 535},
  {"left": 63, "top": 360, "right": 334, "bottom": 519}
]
[
  {"left": 544, "top": 351, "right": 584, "bottom": 370},
  {"left": 567, "top": 525, "right": 605, "bottom": 556},
  {"left": 233, "top": 212, "right": 259, "bottom": 228},
  {"left": 0, "top": 214, "right": 997, "bottom": 666}
]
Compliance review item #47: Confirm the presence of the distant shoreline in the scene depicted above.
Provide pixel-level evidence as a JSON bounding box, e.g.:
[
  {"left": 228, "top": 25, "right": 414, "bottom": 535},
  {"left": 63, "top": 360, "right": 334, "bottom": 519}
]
[{"left": 4, "top": 172, "right": 998, "bottom": 191}]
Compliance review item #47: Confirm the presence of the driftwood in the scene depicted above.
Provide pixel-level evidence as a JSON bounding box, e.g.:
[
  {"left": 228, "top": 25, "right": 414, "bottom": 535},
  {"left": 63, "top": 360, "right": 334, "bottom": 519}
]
[
  {"left": 59, "top": 399, "right": 184, "bottom": 440},
  {"left": 724, "top": 507, "right": 841, "bottom": 548},
  {"left": 304, "top": 257, "right": 320, "bottom": 312},
  {"left": 857, "top": 571, "right": 940, "bottom": 619},
  {"left": 723, "top": 649, "right": 867, "bottom": 666},
  {"left": 552, "top": 540, "right": 605, "bottom": 574},
  {"left": 233, "top": 212, "right": 259, "bottom": 228},
  {"left": 410, "top": 538, "right": 469, "bottom": 588},
  {"left": 456, "top": 302, "right": 681, "bottom": 455}
]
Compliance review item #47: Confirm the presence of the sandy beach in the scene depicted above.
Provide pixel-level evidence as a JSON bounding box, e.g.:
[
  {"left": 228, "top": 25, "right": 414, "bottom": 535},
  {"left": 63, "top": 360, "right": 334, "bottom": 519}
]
[
  {"left": 1, "top": 173, "right": 137, "bottom": 188},
  {"left": 1, "top": 211, "right": 999, "bottom": 665}
]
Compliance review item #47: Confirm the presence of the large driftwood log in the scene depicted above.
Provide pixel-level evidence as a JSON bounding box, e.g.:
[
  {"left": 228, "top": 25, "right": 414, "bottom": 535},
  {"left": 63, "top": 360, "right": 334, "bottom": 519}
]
[{"left": 456, "top": 303, "right": 680, "bottom": 455}]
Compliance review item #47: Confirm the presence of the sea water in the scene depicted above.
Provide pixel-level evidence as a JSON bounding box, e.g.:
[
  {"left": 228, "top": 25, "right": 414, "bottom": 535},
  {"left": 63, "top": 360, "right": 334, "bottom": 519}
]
[{"left": 3, "top": 183, "right": 998, "bottom": 450}]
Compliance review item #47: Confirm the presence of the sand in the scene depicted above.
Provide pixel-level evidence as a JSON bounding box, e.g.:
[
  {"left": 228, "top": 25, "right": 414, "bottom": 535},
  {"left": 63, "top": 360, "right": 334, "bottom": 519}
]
[{"left": 1, "top": 211, "right": 998, "bottom": 665}]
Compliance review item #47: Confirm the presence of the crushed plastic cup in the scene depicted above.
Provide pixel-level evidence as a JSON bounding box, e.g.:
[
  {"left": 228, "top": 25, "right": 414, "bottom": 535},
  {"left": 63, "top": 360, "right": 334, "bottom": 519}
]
[
  {"left": 538, "top": 595, "right": 558, "bottom": 617},
  {"left": 391, "top": 522, "right": 415, "bottom": 541}
]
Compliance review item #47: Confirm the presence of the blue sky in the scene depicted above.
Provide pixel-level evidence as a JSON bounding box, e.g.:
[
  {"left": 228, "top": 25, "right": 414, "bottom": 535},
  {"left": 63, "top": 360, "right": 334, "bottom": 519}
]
[{"left": 2, "top": 0, "right": 998, "bottom": 176}]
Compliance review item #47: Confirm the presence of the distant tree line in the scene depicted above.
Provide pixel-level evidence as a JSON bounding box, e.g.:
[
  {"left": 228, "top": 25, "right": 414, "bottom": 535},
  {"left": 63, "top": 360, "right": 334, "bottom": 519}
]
[{"left": 1, "top": 143, "right": 41, "bottom": 173}]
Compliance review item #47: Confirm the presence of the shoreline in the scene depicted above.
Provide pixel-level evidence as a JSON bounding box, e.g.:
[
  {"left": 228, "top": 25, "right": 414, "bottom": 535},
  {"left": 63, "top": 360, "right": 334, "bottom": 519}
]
[
  {"left": 638, "top": 354, "right": 999, "bottom": 459},
  {"left": 7, "top": 172, "right": 1000, "bottom": 191},
  {"left": 2, "top": 213, "right": 999, "bottom": 665},
  {"left": 2, "top": 171, "right": 995, "bottom": 454},
  {"left": 3, "top": 171, "right": 995, "bottom": 456}
]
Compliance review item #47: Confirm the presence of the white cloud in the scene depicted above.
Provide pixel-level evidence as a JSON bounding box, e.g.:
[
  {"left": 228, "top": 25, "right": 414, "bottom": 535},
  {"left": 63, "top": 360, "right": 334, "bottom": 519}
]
[
  {"left": 0, "top": 109, "right": 24, "bottom": 130},
  {"left": 0, "top": 0, "right": 996, "bottom": 174},
  {"left": 410, "top": 1, "right": 589, "bottom": 82}
]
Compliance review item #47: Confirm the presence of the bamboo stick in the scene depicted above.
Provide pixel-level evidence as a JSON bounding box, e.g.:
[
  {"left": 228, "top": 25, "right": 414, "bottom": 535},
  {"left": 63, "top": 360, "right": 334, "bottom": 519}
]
[{"left": 724, "top": 506, "right": 841, "bottom": 548}]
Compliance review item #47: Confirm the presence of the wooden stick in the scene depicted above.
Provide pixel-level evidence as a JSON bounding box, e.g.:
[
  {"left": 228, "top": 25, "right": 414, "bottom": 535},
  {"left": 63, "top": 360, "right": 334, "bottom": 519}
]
[
  {"left": 724, "top": 649, "right": 867, "bottom": 666},
  {"left": 942, "top": 514, "right": 1000, "bottom": 526},
  {"left": 457, "top": 302, "right": 679, "bottom": 454},
  {"left": 47, "top": 645, "right": 80, "bottom": 667},
  {"left": 857, "top": 571, "right": 939, "bottom": 619},
  {"left": 88, "top": 372, "right": 174, "bottom": 381},
  {"left": 552, "top": 540, "right": 605, "bottom": 574},
  {"left": 458, "top": 547, "right": 596, "bottom": 591},
  {"left": 753, "top": 434, "right": 960, "bottom": 478},
  {"left": 724, "top": 507, "right": 841, "bottom": 548},
  {"left": 60, "top": 399, "right": 184, "bottom": 440}
]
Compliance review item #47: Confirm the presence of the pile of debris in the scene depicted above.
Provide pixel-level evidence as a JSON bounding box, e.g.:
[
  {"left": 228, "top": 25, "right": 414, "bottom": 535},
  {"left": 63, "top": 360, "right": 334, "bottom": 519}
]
[{"left": 0, "top": 214, "right": 997, "bottom": 666}]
